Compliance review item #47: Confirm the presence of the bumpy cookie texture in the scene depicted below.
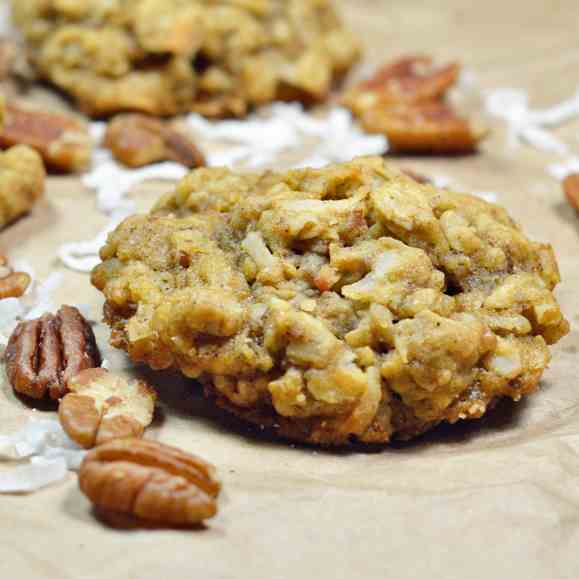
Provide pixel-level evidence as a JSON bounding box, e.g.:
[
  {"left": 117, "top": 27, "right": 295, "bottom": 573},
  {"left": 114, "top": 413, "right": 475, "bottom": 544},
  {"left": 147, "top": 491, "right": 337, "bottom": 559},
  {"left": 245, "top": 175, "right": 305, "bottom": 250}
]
[
  {"left": 12, "top": 0, "right": 360, "bottom": 118},
  {"left": 0, "top": 145, "right": 45, "bottom": 229},
  {"left": 0, "top": 97, "right": 46, "bottom": 228},
  {"left": 92, "top": 157, "right": 569, "bottom": 444}
]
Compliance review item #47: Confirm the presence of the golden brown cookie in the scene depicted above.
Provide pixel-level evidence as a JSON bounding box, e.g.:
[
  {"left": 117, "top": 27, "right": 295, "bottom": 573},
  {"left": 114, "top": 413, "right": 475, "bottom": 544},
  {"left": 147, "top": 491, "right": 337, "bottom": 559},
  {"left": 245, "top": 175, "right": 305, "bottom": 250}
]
[
  {"left": 92, "top": 157, "right": 568, "bottom": 445},
  {"left": 12, "top": 0, "right": 360, "bottom": 118}
]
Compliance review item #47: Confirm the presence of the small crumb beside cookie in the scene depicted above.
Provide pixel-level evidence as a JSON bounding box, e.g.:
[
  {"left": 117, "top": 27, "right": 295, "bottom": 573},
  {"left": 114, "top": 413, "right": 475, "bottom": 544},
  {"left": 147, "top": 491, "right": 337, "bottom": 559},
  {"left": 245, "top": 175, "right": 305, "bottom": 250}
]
[
  {"left": 59, "top": 368, "right": 157, "bottom": 449},
  {"left": 0, "top": 100, "right": 92, "bottom": 173},
  {"left": 343, "top": 55, "right": 486, "bottom": 154},
  {"left": 0, "top": 253, "right": 31, "bottom": 300},
  {"left": 104, "top": 114, "right": 205, "bottom": 168},
  {"left": 5, "top": 305, "right": 101, "bottom": 400},
  {"left": 79, "top": 438, "right": 220, "bottom": 527},
  {"left": 563, "top": 173, "right": 579, "bottom": 212}
]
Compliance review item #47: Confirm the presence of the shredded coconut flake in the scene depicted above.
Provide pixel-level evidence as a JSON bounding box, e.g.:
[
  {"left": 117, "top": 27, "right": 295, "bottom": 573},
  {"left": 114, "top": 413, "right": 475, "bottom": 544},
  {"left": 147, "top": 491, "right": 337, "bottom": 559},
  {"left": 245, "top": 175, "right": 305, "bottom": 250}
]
[
  {"left": 431, "top": 175, "right": 454, "bottom": 189},
  {"left": 58, "top": 207, "right": 132, "bottom": 273},
  {"left": 0, "top": 457, "right": 68, "bottom": 494},
  {"left": 0, "top": 418, "right": 86, "bottom": 493},
  {"left": 84, "top": 129, "right": 187, "bottom": 214},
  {"left": 485, "top": 87, "right": 579, "bottom": 155},
  {"left": 84, "top": 105, "right": 385, "bottom": 214},
  {"left": 473, "top": 191, "right": 499, "bottom": 203},
  {"left": 89, "top": 121, "right": 106, "bottom": 143},
  {"left": 187, "top": 103, "right": 387, "bottom": 170},
  {"left": 547, "top": 156, "right": 579, "bottom": 181}
]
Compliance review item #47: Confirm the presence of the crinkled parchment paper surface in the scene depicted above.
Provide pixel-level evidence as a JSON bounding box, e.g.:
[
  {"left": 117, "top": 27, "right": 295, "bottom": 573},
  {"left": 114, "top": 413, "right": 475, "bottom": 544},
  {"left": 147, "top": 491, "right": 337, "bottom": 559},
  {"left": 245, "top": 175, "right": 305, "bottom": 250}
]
[{"left": 1, "top": 1, "right": 579, "bottom": 577}]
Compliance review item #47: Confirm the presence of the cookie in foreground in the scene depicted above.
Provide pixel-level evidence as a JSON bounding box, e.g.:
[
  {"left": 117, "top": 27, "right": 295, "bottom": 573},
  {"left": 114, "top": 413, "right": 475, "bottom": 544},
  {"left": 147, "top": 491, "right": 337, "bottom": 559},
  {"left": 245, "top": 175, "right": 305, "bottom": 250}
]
[
  {"left": 12, "top": 0, "right": 360, "bottom": 118},
  {"left": 92, "top": 157, "right": 569, "bottom": 444}
]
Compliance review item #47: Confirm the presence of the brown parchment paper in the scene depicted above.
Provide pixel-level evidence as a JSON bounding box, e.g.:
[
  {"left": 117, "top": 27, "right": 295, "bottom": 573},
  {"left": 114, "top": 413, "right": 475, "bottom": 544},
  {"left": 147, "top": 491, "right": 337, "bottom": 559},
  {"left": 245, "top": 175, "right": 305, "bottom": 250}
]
[{"left": 1, "top": 1, "right": 579, "bottom": 577}]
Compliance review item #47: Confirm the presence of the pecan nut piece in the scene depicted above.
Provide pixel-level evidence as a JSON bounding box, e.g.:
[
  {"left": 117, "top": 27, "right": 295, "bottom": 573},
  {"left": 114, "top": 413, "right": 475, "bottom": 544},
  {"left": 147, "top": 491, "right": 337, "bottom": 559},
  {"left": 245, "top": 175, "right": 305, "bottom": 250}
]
[
  {"left": 59, "top": 368, "right": 157, "bottom": 448},
  {"left": 358, "top": 102, "right": 486, "bottom": 154},
  {"left": 104, "top": 114, "right": 205, "bottom": 169},
  {"left": 0, "top": 101, "right": 92, "bottom": 172},
  {"left": 79, "top": 438, "right": 220, "bottom": 527},
  {"left": 5, "top": 305, "right": 101, "bottom": 400},
  {"left": 343, "top": 55, "right": 486, "bottom": 154},
  {"left": 344, "top": 55, "right": 460, "bottom": 114},
  {"left": 563, "top": 173, "right": 579, "bottom": 212},
  {"left": 0, "top": 271, "right": 31, "bottom": 299},
  {"left": 0, "top": 253, "right": 31, "bottom": 299}
]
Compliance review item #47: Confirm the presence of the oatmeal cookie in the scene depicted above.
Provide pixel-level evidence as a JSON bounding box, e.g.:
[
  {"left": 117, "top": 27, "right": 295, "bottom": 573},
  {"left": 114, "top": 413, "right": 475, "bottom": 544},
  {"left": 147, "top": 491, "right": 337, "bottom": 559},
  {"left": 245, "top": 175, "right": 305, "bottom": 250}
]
[
  {"left": 92, "top": 157, "right": 568, "bottom": 444},
  {"left": 0, "top": 97, "right": 46, "bottom": 229},
  {"left": 12, "top": 0, "right": 360, "bottom": 118}
]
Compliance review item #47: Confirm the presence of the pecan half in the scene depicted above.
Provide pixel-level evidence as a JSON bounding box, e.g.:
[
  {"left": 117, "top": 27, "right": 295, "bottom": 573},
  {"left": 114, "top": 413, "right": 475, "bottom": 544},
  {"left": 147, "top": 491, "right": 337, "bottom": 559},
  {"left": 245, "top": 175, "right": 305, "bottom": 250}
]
[
  {"left": 343, "top": 55, "right": 486, "bottom": 154},
  {"left": 5, "top": 305, "right": 101, "bottom": 400},
  {"left": 79, "top": 438, "right": 220, "bottom": 527},
  {"left": 345, "top": 56, "right": 460, "bottom": 113},
  {"left": 59, "top": 368, "right": 157, "bottom": 449},
  {"left": 563, "top": 173, "right": 579, "bottom": 212},
  {"left": 0, "top": 101, "right": 92, "bottom": 172},
  {"left": 104, "top": 114, "right": 205, "bottom": 168},
  {"left": 358, "top": 102, "right": 485, "bottom": 154},
  {"left": 0, "top": 254, "right": 31, "bottom": 299}
]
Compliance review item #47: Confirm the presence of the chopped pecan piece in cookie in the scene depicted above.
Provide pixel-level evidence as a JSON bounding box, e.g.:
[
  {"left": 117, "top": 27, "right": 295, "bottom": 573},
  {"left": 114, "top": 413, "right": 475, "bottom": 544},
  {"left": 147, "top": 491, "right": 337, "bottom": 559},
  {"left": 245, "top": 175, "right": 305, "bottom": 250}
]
[
  {"left": 0, "top": 101, "right": 92, "bottom": 172},
  {"left": 59, "top": 368, "right": 156, "bottom": 448},
  {"left": 104, "top": 114, "right": 205, "bottom": 168},
  {"left": 5, "top": 306, "right": 101, "bottom": 400},
  {"left": 79, "top": 439, "right": 220, "bottom": 527},
  {"left": 563, "top": 174, "right": 579, "bottom": 212}
]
